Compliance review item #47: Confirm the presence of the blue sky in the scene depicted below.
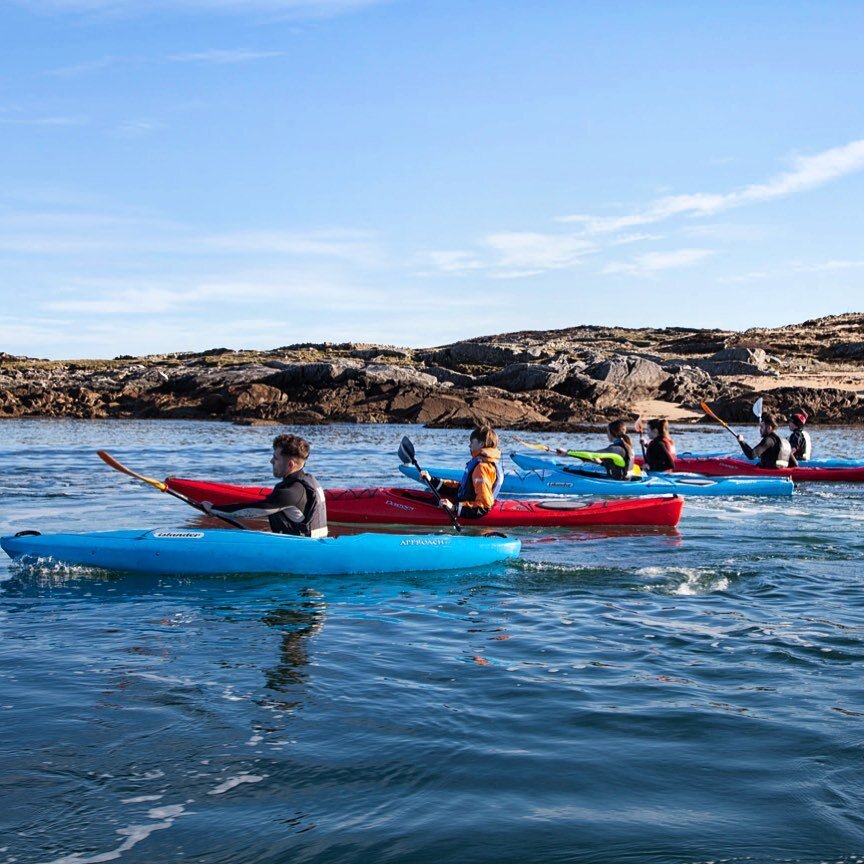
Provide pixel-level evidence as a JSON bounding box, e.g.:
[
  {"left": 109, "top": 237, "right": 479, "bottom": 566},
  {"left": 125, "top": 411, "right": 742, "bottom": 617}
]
[{"left": 1, "top": 0, "right": 863, "bottom": 358}]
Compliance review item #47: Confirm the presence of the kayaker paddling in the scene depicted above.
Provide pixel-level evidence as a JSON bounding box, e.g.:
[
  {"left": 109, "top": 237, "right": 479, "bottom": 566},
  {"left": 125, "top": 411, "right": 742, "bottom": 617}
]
[
  {"left": 640, "top": 418, "right": 677, "bottom": 473},
  {"left": 788, "top": 412, "right": 812, "bottom": 462},
  {"left": 202, "top": 434, "right": 328, "bottom": 537},
  {"left": 419, "top": 425, "right": 503, "bottom": 518},
  {"left": 557, "top": 419, "right": 636, "bottom": 480},
  {"left": 736, "top": 413, "right": 798, "bottom": 469}
]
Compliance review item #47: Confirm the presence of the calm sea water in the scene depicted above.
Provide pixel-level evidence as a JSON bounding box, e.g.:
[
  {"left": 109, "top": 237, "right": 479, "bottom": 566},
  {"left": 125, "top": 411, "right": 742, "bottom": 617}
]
[{"left": 2, "top": 419, "right": 864, "bottom": 864}]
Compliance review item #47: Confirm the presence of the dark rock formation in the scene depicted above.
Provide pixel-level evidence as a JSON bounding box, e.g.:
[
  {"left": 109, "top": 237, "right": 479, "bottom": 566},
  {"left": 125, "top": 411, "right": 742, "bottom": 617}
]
[{"left": 2, "top": 313, "right": 863, "bottom": 427}]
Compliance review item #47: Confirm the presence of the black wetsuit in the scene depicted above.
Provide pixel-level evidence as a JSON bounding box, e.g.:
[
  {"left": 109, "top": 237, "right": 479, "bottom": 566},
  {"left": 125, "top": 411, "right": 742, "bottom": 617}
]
[
  {"left": 214, "top": 469, "right": 328, "bottom": 537},
  {"left": 738, "top": 433, "right": 796, "bottom": 469},
  {"left": 644, "top": 437, "right": 676, "bottom": 473},
  {"left": 789, "top": 429, "right": 812, "bottom": 462}
]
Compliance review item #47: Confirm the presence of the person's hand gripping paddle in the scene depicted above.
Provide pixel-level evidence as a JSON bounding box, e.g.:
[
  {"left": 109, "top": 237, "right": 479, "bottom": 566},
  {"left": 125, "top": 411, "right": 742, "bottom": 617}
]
[{"left": 397, "top": 436, "right": 462, "bottom": 532}]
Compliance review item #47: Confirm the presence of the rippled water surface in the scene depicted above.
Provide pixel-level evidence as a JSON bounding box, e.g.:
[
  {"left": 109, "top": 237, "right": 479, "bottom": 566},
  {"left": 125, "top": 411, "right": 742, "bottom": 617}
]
[{"left": 2, "top": 419, "right": 864, "bottom": 864}]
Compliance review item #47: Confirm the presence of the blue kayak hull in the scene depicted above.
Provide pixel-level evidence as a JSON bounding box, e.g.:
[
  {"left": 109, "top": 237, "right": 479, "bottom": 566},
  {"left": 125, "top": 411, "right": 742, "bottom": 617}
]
[
  {"left": 1, "top": 529, "right": 520, "bottom": 576},
  {"left": 401, "top": 460, "right": 793, "bottom": 497}
]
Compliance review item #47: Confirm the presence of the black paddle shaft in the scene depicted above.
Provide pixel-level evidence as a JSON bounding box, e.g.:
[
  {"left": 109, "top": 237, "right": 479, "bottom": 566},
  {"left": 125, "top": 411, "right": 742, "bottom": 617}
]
[{"left": 398, "top": 436, "right": 462, "bottom": 532}]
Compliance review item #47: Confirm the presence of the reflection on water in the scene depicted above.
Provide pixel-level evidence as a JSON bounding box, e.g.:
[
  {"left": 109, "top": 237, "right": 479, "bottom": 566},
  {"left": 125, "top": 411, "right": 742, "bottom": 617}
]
[{"left": 261, "top": 589, "right": 327, "bottom": 708}]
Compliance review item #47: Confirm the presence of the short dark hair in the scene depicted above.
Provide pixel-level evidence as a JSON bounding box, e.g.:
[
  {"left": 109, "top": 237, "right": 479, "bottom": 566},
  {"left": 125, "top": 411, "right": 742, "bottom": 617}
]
[
  {"left": 760, "top": 413, "right": 777, "bottom": 429},
  {"left": 273, "top": 434, "right": 311, "bottom": 463},
  {"left": 470, "top": 425, "right": 498, "bottom": 448}
]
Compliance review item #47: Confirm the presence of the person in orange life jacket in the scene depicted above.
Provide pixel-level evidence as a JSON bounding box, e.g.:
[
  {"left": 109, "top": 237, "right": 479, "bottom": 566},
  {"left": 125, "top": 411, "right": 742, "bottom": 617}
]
[
  {"left": 201, "top": 434, "right": 328, "bottom": 537},
  {"left": 557, "top": 418, "right": 636, "bottom": 480},
  {"left": 640, "top": 418, "right": 676, "bottom": 473},
  {"left": 736, "top": 413, "right": 798, "bottom": 469},
  {"left": 787, "top": 412, "right": 812, "bottom": 462},
  {"left": 419, "top": 425, "right": 503, "bottom": 518}
]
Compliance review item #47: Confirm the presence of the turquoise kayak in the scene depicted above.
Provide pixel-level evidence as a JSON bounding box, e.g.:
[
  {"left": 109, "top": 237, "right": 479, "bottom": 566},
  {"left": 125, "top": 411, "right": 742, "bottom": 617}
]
[
  {"left": 1, "top": 528, "right": 520, "bottom": 576},
  {"left": 400, "top": 460, "right": 793, "bottom": 497}
]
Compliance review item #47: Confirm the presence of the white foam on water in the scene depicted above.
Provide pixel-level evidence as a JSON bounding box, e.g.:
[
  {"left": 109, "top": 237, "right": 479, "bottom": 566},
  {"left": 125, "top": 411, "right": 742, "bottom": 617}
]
[
  {"left": 41, "top": 804, "right": 186, "bottom": 864},
  {"left": 207, "top": 774, "right": 265, "bottom": 795},
  {"left": 119, "top": 795, "right": 162, "bottom": 804}
]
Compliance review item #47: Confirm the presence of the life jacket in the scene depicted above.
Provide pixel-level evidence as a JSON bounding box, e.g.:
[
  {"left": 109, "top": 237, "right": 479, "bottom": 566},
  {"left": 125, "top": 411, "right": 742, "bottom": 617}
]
[
  {"left": 645, "top": 435, "right": 676, "bottom": 472},
  {"left": 271, "top": 471, "right": 328, "bottom": 538},
  {"left": 789, "top": 429, "right": 812, "bottom": 461},
  {"left": 759, "top": 433, "right": 793, "bottom": 469},
  {"left": 458, "top": 448, "right": 504, "bottom": 502},
  {"left": 607, "top": 438, "right": 635, "bottom": 480}
]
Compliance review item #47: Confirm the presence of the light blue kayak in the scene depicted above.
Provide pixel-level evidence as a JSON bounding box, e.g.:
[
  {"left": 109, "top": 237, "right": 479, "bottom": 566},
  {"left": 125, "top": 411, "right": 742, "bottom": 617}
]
[
  {"left": 1, "top": 528, "right": 520, "bottom": 576},
  {"left": 400, "top": 460, "right": 793, "bottom": 498}
]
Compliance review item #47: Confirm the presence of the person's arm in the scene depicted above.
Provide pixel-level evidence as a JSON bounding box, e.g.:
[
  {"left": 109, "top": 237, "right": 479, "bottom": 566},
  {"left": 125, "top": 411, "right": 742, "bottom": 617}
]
[
  {"left": 418, "top": 471, "right": 458, "bottom": 492},
  {"left": 736, "top": 435, "right": 756, "bottom": 460},
  {"left": 209, "top": 484, "right": 306, "bottom": 521}
]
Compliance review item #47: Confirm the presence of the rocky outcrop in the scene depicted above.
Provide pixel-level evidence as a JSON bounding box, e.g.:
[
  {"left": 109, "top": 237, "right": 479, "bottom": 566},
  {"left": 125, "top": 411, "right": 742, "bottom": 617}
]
[{"left": 2, "top": 313, "right": 863, "bottom": 427}]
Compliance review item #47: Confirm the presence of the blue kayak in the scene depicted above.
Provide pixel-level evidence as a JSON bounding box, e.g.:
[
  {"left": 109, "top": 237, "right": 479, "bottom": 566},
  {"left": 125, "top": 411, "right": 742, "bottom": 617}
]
[
  {"left": 1, "top": 528, "right": 520, "bottom": 576},
  {"left": 400, "top": 460, "right": 793, "bottom": 497}
]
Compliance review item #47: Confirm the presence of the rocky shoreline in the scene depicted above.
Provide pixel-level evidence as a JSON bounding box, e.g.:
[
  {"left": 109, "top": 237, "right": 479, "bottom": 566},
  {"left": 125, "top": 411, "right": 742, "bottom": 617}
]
[{"left": 2, "top": 313, "right": 863, "bottom": 429}]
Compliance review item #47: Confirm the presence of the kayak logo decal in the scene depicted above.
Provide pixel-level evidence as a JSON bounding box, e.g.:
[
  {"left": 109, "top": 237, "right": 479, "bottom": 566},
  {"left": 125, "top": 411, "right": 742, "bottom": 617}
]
[
  {"left": 400, "top": 538, "right": 451, "bottom": 546},
  {"left": 151, "top": 530, "right": 205, "bottom": 539},
  {"left": 547, "top": 482, "right": 574, "bottom": 488},
  {"left": 385, "top": 500, "right": 415, "bottom": 511}
]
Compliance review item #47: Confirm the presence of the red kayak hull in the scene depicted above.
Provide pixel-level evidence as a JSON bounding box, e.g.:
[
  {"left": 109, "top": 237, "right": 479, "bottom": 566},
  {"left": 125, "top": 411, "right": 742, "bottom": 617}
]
[
  {"left": 647, "top": 457, "right": 864, "bottom": 482},
  {"left": 166, "top": 478, "right": 684, "bottom": 527}
]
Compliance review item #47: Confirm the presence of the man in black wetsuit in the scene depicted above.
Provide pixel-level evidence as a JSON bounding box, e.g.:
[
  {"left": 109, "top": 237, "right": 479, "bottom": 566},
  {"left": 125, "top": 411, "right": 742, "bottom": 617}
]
[
  {"left": 202, "top": 434, "right": 328, "bottom": 537},
  {"left": 736, "top": 413, "right": 798, "bottom": 469}
]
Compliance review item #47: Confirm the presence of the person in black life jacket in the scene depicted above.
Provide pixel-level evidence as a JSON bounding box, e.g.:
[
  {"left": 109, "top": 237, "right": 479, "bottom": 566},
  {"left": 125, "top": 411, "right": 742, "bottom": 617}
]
[
  {"left": 736, "top": 413, "right": 798, "bottom": 469},
  {"left": 787, "top": 412, "right": 812, "bottom": 462},
  {"left": 419, "top": 425, "right": 503, "bottom": 518},
  {"left": 201, "top": 434, "right": 328, "bottom": 537},
  {"left": 641, "top": 418, "right": 676, "bottom": 473},
  {"left": 556, "top": 418, "right": 636, "bottom": 480}
]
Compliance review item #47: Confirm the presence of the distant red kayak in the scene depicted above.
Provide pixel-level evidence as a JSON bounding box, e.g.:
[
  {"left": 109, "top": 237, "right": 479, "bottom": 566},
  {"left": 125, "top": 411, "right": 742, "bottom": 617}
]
[
  {"left": 166, "top": 478, "right": 684, "bottom": 528},
  {"left": 644, "top": 457, "right": 864, "bottom": 482}
]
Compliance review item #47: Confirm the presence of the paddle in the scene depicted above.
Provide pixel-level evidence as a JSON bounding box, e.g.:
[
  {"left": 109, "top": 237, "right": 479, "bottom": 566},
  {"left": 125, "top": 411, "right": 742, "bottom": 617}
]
[
  {"left": 96, "top": 450, "right": 248, "bottom": 530},
  {"left": 699, "top": 401, "right": 741, "bottom": 442},
  {"left": 397, "top": 437, "right": 462, "bottom": 532},
  {"left": 512, "top": 436, "right": 555, "bottom": 453},
  {"left": 752, "top": 398, "right": 763, "bottom": 421},
  {"left": 512, "top": 436, "right": 626, "bottom": 468},
  {"left": 634, "top": 416, "right": 648, "bottom": 463}
]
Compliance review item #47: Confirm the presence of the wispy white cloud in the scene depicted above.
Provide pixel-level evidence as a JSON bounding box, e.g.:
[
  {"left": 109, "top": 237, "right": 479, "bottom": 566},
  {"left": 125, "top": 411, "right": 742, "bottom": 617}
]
[
  {"left": 559, "top": 138, "right": 864, "bottom": 234},
  {"left": 17, "top": 0, "right": 387, "bottom": 18},
  {"left": 0, "top": 107, "right": 89, "bottom": 126},
  {"left": 0, "top": 209, "right": 382, "bottom": 266},
  {"left": 602, "top": 248, "right": 714, "bottom": 277},
  {"left": 424, "top": 139, "right": 864, "bottom": 281},
  {"left": 424, "top": 231, "right": 596, "bottom": 279},
  {"left": 46, "top": 56, "right": 130, "bottom": 77},
  {"left": 197, "top": 229, "right": 383, "bottom": 266},
  {"left": 170, "top": 49, "right": 285, "bottom": 64},
  {"left": 113, "top": 119, "right": 166, "bottom": 139}
]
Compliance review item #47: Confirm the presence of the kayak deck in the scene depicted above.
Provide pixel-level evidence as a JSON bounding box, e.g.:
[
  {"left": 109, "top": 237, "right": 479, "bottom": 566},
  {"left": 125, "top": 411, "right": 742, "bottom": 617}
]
[
  {"left": 1, "top": 528, "right": 521, "bottom": 576},
  {"left": 165, "top": 478, "right": 684, "bottom": 527}
]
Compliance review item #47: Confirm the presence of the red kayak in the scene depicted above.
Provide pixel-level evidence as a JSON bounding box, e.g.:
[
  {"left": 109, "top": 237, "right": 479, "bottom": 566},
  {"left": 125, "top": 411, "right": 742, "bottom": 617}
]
[
  {"left": 166, "top": 478, "right": 684, "bottom": 528},
  {"left": 642, "top": 457, "right": 864, "bottom": 482}
]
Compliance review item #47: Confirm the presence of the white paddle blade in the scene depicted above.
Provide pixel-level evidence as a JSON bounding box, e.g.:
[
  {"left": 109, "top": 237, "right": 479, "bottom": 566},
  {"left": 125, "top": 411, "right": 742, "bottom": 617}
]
[{"left": 753, "top": 398, "right": 763, "bottom": 420}]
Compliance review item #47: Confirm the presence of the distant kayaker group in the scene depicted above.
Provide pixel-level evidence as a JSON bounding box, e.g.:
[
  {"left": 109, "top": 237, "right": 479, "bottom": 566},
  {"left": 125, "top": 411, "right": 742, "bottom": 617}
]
[{"left": 199, "top": 410, "right": 813, "bottom": 535}]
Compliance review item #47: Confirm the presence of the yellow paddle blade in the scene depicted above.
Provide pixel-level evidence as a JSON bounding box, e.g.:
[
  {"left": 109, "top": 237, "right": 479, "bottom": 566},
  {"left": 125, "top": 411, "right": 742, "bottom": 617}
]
[
  {"left": 97, "top": 450, "right": 167, "bottom": 492},
  {"left": 511, "top": 436, "right": 551, "bottom": 452}
]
